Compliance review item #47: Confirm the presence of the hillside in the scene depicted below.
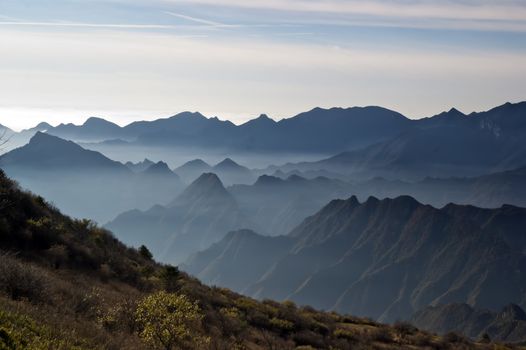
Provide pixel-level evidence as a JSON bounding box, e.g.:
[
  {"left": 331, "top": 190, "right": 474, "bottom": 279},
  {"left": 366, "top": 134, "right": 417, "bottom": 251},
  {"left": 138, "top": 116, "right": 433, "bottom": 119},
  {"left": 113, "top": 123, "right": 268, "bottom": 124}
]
[
  {"left": 185, "top": 195, "right": 526, "bottom": 323},
  {"left": 0, "top": 169, "right": 494, "bottom": 349}
]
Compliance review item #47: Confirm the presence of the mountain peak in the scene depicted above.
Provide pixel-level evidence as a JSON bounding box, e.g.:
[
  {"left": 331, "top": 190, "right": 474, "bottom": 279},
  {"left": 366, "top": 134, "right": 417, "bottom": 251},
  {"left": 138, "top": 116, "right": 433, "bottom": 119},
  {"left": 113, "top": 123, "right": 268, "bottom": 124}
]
[
  {"left": 180, "top": 159, "right": 210, "bottom": 168},
  {"left": 35, "top": 122, "right": 52, "bottom": 130},
  {"left": 144, "top": 161, "right": 175, "bottom": 176},
  {"left": 254, "top": 175, "right": 284, "bottom": 187},
  {"left": 30, "top": 131, "right": 69, "bottom": 146},
  {"left": 447, "top": 107, "right": 464, "bottom": 115},
  {"left": 172, "top": 111, "right": 207, "bottom": 120},
  {"left": 173, "top": 172, "right": 230, "bottom": 205},
  {"left": 83, "top": 117, "right": 119, "bottom": 127},
  {"left": 214, "top": 158, "right": 246, "bottom": 170}
]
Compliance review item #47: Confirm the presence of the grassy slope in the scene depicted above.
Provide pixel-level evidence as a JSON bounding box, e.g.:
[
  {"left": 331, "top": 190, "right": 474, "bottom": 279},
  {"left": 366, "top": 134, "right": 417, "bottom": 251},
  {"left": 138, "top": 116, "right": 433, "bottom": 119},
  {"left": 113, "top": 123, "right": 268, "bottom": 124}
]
[{"left": 0, "top": 169, "right": 518, "bottom": 350}]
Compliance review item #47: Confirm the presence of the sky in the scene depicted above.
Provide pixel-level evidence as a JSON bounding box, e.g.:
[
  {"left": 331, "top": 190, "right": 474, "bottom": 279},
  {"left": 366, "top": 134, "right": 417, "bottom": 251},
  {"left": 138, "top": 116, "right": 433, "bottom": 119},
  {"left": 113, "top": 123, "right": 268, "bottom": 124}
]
[{"left": 0, "top": 0, "right": 525, "bottom": 131}]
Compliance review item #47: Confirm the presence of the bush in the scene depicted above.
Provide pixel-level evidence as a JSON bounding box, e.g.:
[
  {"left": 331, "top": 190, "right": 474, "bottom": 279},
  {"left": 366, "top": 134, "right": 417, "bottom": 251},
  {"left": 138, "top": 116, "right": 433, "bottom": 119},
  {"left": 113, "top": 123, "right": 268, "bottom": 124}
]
[
  {"left": 0, "top": 253, "right": 47, "bottom": 303},
  {"left": 135, "top": 291, "right": 209, "bottom": 350},
  {"left": 334, "top": 328, "right": 356, "bottom": 341},
  {"left": 270, "top": 317, "right": 295, "bottom": 334},
  {"left": 443, "top": 331, "right": 467, "bottom": 344},
  {"left": 368, "top": 326, "right": 393, "bottom": 343}
]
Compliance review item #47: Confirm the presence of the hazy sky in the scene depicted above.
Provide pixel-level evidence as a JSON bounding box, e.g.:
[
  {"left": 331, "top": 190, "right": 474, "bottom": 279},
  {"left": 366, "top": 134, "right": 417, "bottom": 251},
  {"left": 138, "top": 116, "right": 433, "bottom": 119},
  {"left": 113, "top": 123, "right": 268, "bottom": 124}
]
[{"left": 0, "top": 0, "right": 525, "bottom": 130}]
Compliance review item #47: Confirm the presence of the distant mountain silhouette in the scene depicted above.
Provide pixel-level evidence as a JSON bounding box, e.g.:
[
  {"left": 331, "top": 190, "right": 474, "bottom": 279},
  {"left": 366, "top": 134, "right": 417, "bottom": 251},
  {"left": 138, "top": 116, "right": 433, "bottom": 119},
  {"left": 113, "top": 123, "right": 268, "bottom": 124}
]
[
  {"left": 7, "top": 102, "right": 526, "bottom": 172},
  {"left": 10, "top": 106, "right": 413, "bottom": 155},
  {"left": 411, "top": 303, "right": 526, "bottom": 343},
  {"left": 0, "top": 133, "right": 182, "bottom": 222},
  {"left": 141, "top": 161, "right": 179, "bottom": 179},
  {"left": 230, "top": 174, "right": 353, "bottom": 235},
  {"left": 0, "top": 132, "right": 129, "bottom": 173},
  {"left": 212, "top": 158, "right": 255, "bottom": 185},
  {"left": 125, "top": 158, "right": 155, "bottom": 172},
  {"left": 342, "top": 165, "right": 526, "bottom": 209},
  {"left": 184, "top": 195, "right": 526, "bottom": 322},
  {"left": 174, "top": 159, "right": 212, "bottom": 183},
  {"left": 106, "top": 173, "right": 248, "bottom": 264},
  {"left": 274, "top": 101, "right": 526, "bottom": 179},
  {"left": 107, "top": 173, "right": 356, "bottom": 261},
  {"left": 48, "top": 117, "right": 122, "bottom": 142}
]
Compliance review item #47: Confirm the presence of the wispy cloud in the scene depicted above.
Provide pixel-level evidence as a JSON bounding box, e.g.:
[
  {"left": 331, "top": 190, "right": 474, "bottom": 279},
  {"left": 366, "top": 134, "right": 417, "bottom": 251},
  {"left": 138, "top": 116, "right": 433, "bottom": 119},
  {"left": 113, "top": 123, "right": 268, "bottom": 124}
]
[
  {"left": 164, "top": 11, "right": 228, "bottom": 27},
  {"left": 0, "top": 21, "right": 176, "bottom": 29},
  {"left": 164, "top": 0, "right": 526, "bottom": 21},
  {"left": 158, "top": 0, "right": 526, "bottom": 31}
]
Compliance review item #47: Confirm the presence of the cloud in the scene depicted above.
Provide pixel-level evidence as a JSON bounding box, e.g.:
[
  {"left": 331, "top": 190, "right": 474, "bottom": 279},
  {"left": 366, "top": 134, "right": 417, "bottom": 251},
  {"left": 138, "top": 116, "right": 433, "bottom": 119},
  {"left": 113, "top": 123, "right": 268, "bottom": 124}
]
[
  {"left": 164, "top": 11, "right": 228, "bottom": 27},
  {"left": 0, "top": 21, "right": 178, "bottom": 29},
  {"left": 155, "top": 0, "right": 526, "bottom": 31},
  {"left": 163, "top": 0, "right": 526, "bottom": 21}
]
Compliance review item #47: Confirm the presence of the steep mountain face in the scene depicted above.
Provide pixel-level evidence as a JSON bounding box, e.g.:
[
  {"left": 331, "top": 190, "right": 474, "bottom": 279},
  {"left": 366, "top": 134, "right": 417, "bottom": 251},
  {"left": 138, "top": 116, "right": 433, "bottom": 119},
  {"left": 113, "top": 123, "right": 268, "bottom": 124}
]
[
  {"left": 184, "top": 195, "right": 526, "bottom": 323},
  {"left": 0, "top": 133, "right": 182, "bottom": 223},
  {"left": 183, "top": 229, "right": 295, "bottom": 293},
  {"left": 411, "top": 303, "right": 526, "bottom": 343},
  {"left": 106, "top": 173, "right": 249, "bottom": 264}
]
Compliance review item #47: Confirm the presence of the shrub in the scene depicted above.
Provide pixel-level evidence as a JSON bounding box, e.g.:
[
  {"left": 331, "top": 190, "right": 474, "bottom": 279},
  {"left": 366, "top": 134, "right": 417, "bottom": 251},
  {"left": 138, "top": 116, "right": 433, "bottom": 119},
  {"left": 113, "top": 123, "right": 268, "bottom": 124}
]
[
  {"left": 443, "top": 331, "right": 467, "bottom": 344},
  {"left": 393, "top": 321, "right": 417, "bottom": 338},
  {"left": 0, "top": 253, "right": 47, "bottom": 303},
  {"left": 270, "top": 317, "right": 295, "bottom": 334},
  {"left": 135, "top": 291, "right": 209, "bottom": 350},
  {"left": 334, "top": 328, "right": 356, "bottom": 341},
  {"left": 99, "top": 299, "right": 138, "bottom": 334},
  {"left": 368, "top": 326, "right": 393, "bottom": 343}
]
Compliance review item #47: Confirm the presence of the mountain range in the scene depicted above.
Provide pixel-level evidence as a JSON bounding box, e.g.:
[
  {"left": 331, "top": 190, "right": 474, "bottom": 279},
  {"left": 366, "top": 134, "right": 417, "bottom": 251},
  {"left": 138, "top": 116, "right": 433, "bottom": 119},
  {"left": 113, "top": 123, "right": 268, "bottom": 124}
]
[
  {"left": 105, "top": 173, "right": 248, "bottom": 264},
  {"left": 25, "top": 107, "right": 411, "bottom": 154},
  {"left": 105, "top": 172, "right": 360, "bottom": 263},
  {"left": 0, "top": 132, "right": 183, "bottom": 222},
  {"left": 272, "top": 102, "right": 526, "bottom": 180},
  {"left": 184, "top": 195, "right": 526, "bottom": 323}
]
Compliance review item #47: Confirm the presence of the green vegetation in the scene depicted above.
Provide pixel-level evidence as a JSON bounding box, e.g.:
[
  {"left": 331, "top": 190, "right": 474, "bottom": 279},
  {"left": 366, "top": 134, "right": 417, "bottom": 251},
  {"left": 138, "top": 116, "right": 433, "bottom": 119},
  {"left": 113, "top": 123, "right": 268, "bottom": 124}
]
[
  {"left": 135, "top": 291, "right": 209, "bottom": 350},
  {"left": 0, "top": 169, "right": 522, "bottom": 349}
]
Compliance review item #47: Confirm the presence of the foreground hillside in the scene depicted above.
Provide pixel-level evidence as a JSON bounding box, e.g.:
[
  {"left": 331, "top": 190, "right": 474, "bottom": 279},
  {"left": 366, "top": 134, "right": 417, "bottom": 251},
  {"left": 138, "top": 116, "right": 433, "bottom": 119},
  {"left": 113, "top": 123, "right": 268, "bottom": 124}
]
[{"left": 0, "top": 170, "right": 507, "bottom": 349}]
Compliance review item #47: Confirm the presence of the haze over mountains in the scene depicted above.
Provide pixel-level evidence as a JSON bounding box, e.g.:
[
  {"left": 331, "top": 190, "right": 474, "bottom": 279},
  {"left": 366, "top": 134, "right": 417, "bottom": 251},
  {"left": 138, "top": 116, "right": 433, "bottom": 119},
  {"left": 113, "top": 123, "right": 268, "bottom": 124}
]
[
  {"left": 1, "top": 101, "right": 526, "bottom": 340},
  {"left": 185, "top": 195, "right": 526, "bottom": 323},
  {"left": 0, "top": 132, "right": 183, "bottom": 222}
]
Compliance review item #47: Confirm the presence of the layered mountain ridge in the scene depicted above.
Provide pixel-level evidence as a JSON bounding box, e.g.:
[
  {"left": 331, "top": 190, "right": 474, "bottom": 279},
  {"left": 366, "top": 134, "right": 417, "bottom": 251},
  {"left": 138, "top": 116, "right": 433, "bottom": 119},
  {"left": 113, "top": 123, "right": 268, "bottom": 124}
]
[{"left": 184, "top": 194, "right": 526, "bottom": 323}]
